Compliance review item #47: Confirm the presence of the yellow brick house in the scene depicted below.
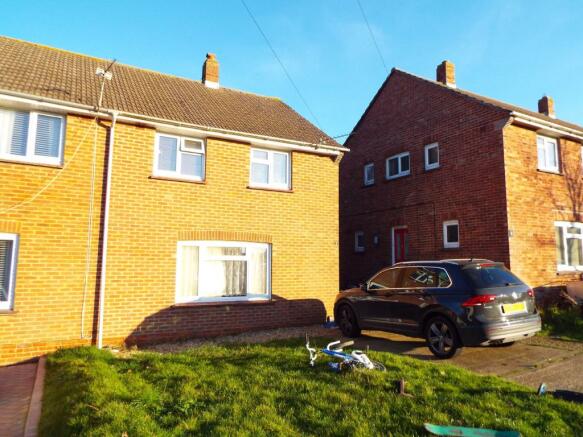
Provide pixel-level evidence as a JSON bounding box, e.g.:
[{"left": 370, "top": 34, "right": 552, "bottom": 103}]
[{"left": 0, "top": 36, "right": 346, "bottom": 365}]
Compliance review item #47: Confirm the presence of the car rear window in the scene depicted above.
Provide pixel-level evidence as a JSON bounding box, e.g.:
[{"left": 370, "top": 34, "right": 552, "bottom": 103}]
[{"left": 462, "top": 264, "right": 524, "bottom": 288}]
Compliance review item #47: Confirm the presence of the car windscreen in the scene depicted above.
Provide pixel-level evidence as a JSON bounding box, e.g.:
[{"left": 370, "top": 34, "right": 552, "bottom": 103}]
[{"left": 462, "top": 264, "right": 524, "bottom": 288}]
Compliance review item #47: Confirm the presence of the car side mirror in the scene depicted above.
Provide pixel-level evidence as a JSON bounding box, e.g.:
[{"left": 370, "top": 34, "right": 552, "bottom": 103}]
[{"left": 360, "top": 282, "right": 368, "bottom": 292}]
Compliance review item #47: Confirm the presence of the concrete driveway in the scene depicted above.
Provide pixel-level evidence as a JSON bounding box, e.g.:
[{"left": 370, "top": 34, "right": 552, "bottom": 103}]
[{"left": 351, "top": 331, "right": 583, "bottom": 395}]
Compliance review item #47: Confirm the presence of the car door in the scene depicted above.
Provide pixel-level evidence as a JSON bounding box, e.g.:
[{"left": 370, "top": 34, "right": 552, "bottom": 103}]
[
  {"left": 387, "top": 265, "right": 440, "bottom": 334},
  {"left": 356, "top": 267, "right": 403, "bottom": 329}
]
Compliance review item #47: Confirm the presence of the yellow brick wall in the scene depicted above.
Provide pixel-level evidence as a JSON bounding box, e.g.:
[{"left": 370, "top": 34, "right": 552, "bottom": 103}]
[
  {"left": 503, "top": 123, "right": 582, "bottom": 288},
  {"left": 0, "top": 115, "right": 106, "bottom": 364},
  {"left": 0, "top": 114, "right": 340, "bottom": 364}
]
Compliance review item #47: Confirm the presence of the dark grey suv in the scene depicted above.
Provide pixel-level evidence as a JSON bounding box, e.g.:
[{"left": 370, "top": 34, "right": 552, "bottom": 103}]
[{"left": 334, "top": 259, "right": 541, "bottom": 358}]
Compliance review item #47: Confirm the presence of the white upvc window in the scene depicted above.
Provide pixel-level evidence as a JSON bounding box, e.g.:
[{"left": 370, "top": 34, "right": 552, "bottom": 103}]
[
  {"left": 424, "top": 142, "right": 440, "bottom": 171},
  {"left": 363, "top": 163, "right": 375, "bottom": 186},
  {"left": 0, "top": 108, "right": 65, "bottom": 166},
  {"left": 537, "top": 135, "right": 559, "bottom": 173},
  {"left": 153, "top": 133, "right": 205, "bottom": 181},
  {"left": 354, "top": 231, "right": 365, "bottom": 253},
  {"left": 555, "top": 221, "right": 583, "bottom": 271},
  {"left": 249, "top": 148, "right": 290, "bottom": 190},
  {"left": 176, "top": 241, "right": 271, "bottom": 303},
  {"left": 443, "top": 220, "right": 460, "bottom": 249},
  {"left": 0, "top": 233, "right": 18, "bottom": 311},
  {"left": 386, "top": 152, "right": 410, "bottom": 180}
]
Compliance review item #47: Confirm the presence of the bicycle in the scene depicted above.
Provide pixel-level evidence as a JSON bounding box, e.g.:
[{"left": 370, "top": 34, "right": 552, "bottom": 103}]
[{"left": 305, "top": 335, "right": 386, "bottom": 372}]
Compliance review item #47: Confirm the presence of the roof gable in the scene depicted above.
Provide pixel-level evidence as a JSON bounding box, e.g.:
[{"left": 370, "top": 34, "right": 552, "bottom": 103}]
[
  {"left": 0, "top": 35, "right": 338, "bottom": 147},
  {"left": 347, "top": 67, "right": 583, "bottom": 146}
]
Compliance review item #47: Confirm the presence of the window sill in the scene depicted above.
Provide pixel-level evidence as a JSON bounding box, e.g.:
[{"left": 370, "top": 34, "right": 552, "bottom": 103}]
[
  {"left": 556, "top": 269, "right": 583, "bottom": 276},
  {"left": 443, "top": 246, "right": 460, "bottom": 250},
  {"left": 384, "top": 174, "right": 410, "bottom": 182},
  {"left": 149, "top": 175, "right": 206, "bottom": 184},
  {"left": 0, "top": 157, "right": 63, "bottom": 169},
  {"left": 424, "top": 165, "right": 440, "bottom": 172},
  {"left": 0, "top": 309, "right": 17, "bottom": 315},
  {"left": 537, "top": 169, "right": 562, "bottom": 176},
  {"left": 362, "top": 183, "right": 375, "bottom": 188},
  {"left": 247, "top": 185, "right": 293, "bottom": 193},
  {"left": 173, "top": 299, "right": 274, "bottom": 308}
]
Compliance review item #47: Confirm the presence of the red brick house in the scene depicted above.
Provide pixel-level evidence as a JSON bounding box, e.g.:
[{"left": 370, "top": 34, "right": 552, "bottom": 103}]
[
  {"left": 340, "top": 61, "right": 583, "bottom": 291},
  {"left": 0, "top": 36, "right": 346, "bottom": 365}
]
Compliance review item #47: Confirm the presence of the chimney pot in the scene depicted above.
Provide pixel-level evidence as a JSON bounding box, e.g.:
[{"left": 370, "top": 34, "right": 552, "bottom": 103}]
[
  {"left": 538, "top": 95, "right": 555, "bottom": 118},
  {"left": 436, "top": 60, "right": 456, "bottom": 88},
  {"left": 202, "top": 53, "right": 219, "bottom": 89}
]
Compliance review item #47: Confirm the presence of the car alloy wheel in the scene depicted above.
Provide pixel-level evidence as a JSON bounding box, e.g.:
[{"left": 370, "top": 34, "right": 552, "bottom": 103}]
[
  {"left": 337, "top": 305, "right": 361, "bottom": 338},
  {"left": 425, "top": 316, "right": 460, "bottom": 359}
]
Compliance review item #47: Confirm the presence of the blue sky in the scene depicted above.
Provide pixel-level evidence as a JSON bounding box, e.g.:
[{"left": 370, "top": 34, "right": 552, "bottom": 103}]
[{"left": 2, "top": 0, "right": 582, "bottom": 141}]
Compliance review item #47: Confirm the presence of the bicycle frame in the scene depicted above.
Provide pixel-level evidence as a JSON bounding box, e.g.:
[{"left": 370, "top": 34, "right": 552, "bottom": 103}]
[{"left": 306, "top": 337, "right": 375, "bottom": 370}]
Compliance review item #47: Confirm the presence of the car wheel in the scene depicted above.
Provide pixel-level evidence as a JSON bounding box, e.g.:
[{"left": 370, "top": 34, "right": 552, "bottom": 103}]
[
  {"left": 337, "top": 304, "right": 361, "bottom": 338},
  {"left": 425, "top": 316, "right": 461, "bottom": 359}
]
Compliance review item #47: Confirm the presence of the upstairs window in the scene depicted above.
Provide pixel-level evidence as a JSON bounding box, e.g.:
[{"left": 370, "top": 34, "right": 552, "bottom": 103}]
[
  {"left": 354, "top": 231, "right": 365, "bottom": 253},
  {"left": 555, "top": 221, "right": 583, "bottom": 271},
  {"left": 363, "top": 163, "right": 375, "bottom": 186},
  {"left": 424, "top": 143, "right": 440, "bottom": 170},
  {"left": 0, "top": 234, "right": 18, "bottom": 311},
  {"left": 250, "top": 148, "right": 290, "bottom": 190},
  {"left": 154, "top": 134, "right": 205, "bottom": 181},
  {"left": 386, "top": 152, "right": 410, "bottom": 180},
  {"left": 0, "top": 108, "right": 64, "bottom": 166},
  {"left": 443, "top": 220, "right": 460, "bottom": 249},
  {"left": 537, "top": 135, "right": 559, "bottom": 173},
  {"left": 176, "top": 241, "right": 270, "bottom": 303}
]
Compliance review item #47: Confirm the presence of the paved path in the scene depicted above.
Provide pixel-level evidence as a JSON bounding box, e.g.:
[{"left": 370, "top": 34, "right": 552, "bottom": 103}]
[
  {"left": 352, "top": 331, "right": 583, "bottom": 395},
  {"left": 0, "top": 362, "right": 37, "bottom": 437}
]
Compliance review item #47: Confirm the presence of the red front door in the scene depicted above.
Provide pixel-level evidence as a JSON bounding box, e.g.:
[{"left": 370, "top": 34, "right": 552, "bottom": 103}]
[{"left": 393, "top": 227, "right": 408, "bottom": 264}]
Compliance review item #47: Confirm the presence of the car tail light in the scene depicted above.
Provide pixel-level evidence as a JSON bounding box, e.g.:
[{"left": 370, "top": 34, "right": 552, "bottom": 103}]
[
  {"left": 462, "top": 294, "right": 497, "bottom": 307},
  {"left": 527, "top": 289, "right": 534, "bottom": 298}
]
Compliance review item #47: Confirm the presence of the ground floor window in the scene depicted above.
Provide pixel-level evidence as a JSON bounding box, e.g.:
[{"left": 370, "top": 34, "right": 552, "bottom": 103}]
[
  {"left": 555, "top": 221, "right": 583, "bottom": 271},
  {"left": 0, "top": 233, "right": 18, "bottom": 310},
  {"left": 443, "top": 220, "right": 460, "bottom": 249},
  {"left": 176, "top": 241, "right": 270, "bottom": 303}
]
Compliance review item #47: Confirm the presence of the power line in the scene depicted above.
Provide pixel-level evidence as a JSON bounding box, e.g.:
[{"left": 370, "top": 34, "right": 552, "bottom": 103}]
[
  {"left": 240, "top": 0, "right": 322, "bottom": 128},
  {"left": 356, "top": 0, "right": 389, "bottom": 74}
]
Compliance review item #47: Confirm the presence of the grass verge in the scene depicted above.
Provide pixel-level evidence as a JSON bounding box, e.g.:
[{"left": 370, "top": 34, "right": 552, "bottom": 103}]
[
  {"left": 540, "top": 306, "right": 583, "bottom": 341},
  {"left": 40, "top": 339, "right": 583, "bottom": 436}
]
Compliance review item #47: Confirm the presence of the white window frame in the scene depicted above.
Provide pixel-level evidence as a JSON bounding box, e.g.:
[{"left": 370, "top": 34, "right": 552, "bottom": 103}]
[
  {"left": 249, "top": 148, "right": 291, "bottom": 190},
  {"left": 0, "top": 233, "right": 19, "bottom": 311},
  {"left": 385, "top": 152, "right": 411, "bottom": 180},
  {"left": 354, "top": 231, "right": 365, "bottom": 253},
  {"left": 363, "top": 163, "right": 375, "bottom": 186},
  {"left": 0, "top": 109, "right": 65, "bottom": 166},
  {"left": 424, "top": 142, "right": 440, "bottom": 171},
  {"left": 537, "top": 135, "right": 559, "bottom": 173},
  {"left": 175, "top": 240, "right": 271, "bottom": 303},
  {"left": 555, "top": 221, "right": 583, "bottom": 272},
  {"left": 153, "top": 133, "right": 206, "bottom": 181},
  {"left": 443, "top": 220, "right": 460, "bottom": 249}
]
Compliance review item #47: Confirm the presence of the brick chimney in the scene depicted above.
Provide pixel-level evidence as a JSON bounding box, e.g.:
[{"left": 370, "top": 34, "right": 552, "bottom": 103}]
[
  {"left": 538, "top": 95, "right": 555, "bottom": 118},
  {"left": 202, "top": 53, "right": 219, "bottom": 89},
  {"left": 436, "top": 60, "right": 456, "bottom": 88}
]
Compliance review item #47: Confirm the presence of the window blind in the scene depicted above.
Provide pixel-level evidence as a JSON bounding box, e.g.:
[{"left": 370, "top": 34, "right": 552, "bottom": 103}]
[
  {"left": 10, "top": 111, "right": 29, "bottom": 156},
  {"left": 34, "top": 114, "right": 61, "bottom": 157},
  {"left": 0, "top": 240, "right": 13, "bottom": 303}
]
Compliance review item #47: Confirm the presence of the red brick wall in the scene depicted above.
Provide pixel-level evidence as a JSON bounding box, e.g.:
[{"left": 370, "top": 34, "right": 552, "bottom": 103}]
[
  {"left": 340, "top": 71, "right": 512, "bottom": 287},
  {"left": 503, "top": 123, "right": 583, "bottom": 287}
]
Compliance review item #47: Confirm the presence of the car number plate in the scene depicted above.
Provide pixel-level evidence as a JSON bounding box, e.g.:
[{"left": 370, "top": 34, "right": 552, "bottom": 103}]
[{"left": 502, "top": 302, "right": 526, "bottom": 315}]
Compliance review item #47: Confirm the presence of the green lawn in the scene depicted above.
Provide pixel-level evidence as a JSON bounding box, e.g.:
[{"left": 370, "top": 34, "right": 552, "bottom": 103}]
[
  {"left": 40, "top": 339, "right": 583, "bottom": 437},
  {"left": 540, "top": 306, "right": 583, "bottom": 342}
]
